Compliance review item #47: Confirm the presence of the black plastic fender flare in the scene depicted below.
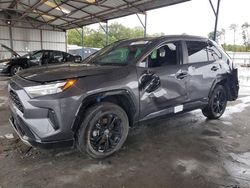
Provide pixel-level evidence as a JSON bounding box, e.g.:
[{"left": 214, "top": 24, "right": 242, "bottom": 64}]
[{"left": 71, "top": 89, "right": 138, "bottom": 133}]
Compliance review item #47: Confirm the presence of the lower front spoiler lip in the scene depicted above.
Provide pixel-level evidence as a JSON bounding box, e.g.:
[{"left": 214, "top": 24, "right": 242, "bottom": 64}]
[
  {"left": 9, "top": 118, "right": 74, "bottom": 149},
  {"left": 9, "top": 118, "right": 32, "bottom": 147}
]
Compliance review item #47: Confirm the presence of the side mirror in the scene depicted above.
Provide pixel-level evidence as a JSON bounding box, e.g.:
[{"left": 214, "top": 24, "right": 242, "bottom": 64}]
[{"left": 74, "top": 56, "right": 82, "bottom": 63}]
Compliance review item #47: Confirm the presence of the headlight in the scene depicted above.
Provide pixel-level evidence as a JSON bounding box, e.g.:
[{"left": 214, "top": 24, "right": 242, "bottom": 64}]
[
  {"left": 1, "top": 61, "right": 10, "bottom": 66},
  {"left": 24, "top": 79, "right": 77, "bottom": 98}
]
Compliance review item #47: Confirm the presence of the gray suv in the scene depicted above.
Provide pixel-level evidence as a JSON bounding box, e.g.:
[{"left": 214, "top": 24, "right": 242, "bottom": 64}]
[{"left": 8, "top": 35, "right": 239, "bottom": 158}]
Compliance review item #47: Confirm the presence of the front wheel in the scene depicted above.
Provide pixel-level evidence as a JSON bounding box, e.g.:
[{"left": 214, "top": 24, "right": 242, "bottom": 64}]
[
  {"left": 202, "top": 85, "right": 227, "bottom": 119},
  {"left": 10, "top": 65, "right": 23, "bottom": 76},
  {"left": 77, "top": 102, "right": 129, "bottom": 159}
]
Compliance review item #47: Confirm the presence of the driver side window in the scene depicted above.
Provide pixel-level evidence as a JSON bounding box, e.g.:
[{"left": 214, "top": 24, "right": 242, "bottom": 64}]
[
  {"left": 140, "top": 42, "right": 179, "bottom": 68},
  {"left": 31, "top": 51, "right": 43, "bottom": 60}
]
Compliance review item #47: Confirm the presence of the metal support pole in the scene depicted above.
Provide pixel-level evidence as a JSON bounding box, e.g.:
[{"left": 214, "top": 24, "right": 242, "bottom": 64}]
[
  {"left": 208, "top": 0, "right": 216, "bottom": 16},
  {"left": 144, "top": 12, "right": 147, "bottom": 37},
  {"left": 82, "top": 27, "right": 84, "bottom": 59},
  {"left": 9, "top": 26, "right": 13, "bottom": 49},
  {"left": 99, "top": 22, "right": 109, "bottom": 46},
  {"left": 40, "top": 30, "right": 43, "bottom": 50},
  {"left": 106, "top": 21, "right": 108, "bottom": 46},
  {"left": 213, "top": 0, "right": 221, "bottom": 41},
  {"left": 136, "top": 12, "right": 147, "bottom": 37},
  {"left": 65, "top": 31, "right": 67, "bottom": 52}
]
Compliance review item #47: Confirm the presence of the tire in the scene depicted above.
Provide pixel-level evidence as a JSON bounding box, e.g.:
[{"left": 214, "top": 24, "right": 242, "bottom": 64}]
[
  {"left": 77, "top": 102, "right": 129, "bottom": 159},
  {"left": 202, "top": 85, "right": 227, "bottom": 119},
  {"left": 10, "top": 65, "right": 23, "bottom": 76}
]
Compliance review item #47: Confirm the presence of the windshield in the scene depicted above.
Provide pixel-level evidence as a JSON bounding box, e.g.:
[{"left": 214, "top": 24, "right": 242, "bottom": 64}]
[
  {"left": 22, "top": 51, "right": 39, "bottom": 58},
  {"left": 86, "top": 40, "right": 151, "bottom": 66}
]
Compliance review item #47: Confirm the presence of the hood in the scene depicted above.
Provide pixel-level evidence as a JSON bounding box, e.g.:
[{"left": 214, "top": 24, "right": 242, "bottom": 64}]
[
  {"left": 0, "top": 44, "right": 20, "bottom": 58},
  {"left": 0, "top": 58, "right": 11, "bottom": 63},
  {"left": 17, "top": 63, "right": 120, "bottom": 83}
]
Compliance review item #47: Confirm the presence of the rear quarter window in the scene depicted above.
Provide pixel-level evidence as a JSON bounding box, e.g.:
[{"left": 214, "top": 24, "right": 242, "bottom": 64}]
[
  {"left": 207, "top": 45, "right": 222, "bottom": 61},
  {"left": 186, "top": 41, "right": 208, "bottom": 63}
]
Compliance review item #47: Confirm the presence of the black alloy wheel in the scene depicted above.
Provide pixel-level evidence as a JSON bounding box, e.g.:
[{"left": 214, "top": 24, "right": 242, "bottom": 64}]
[
  {"left": 10, "top": 65, "right": 23, "bottom": 76},
  {"left": 212, "top": 89, "right": 227, "bottom": 116},
  {"left": 77, "top": 102, "right": 129, "bottom": 158},
  {"left": 89, "top": 114, "right": 122, "bottom": 153},
  {"left": 202, "top": 85, "right": 227, "bottom": 119}
]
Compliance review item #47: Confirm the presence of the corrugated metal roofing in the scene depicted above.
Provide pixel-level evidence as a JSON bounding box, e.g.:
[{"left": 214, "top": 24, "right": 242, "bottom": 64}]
[{"left": 0, "top": 0, "right": 190, "bottom": 30}]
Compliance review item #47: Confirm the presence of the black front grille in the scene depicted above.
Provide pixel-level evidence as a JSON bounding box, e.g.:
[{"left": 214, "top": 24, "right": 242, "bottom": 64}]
[
  {"left": 9, "top": 90, "right": 24, "bottom": 113},
  {"left": 10, "top": 115, "right": 36, "bottom": 140}
]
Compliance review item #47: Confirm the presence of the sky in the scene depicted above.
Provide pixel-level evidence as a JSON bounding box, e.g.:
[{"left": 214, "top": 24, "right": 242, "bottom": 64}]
[{"left": 89, "top": 0, "right": 250, "bottom": 45}]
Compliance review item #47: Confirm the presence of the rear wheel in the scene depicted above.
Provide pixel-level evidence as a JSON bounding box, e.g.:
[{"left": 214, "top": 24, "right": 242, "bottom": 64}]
[
  {"left": 202, "top": 85, "right": 227, "bottom": 119},
  {"left": 77, "top": 102, "right": 129, "bottom": 158},
  {"left": 10, "top": 65, "right": 23, "bottom": 76}
]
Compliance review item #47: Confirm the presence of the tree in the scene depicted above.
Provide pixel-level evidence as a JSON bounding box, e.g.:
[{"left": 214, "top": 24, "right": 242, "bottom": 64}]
[
  {"left": 221, "top": 28, "right": 226, "bottom": 45},
  {"left": 67, "top": 22, "right": 164, "bottom": 48},
  {"left": 208, "top": 31, "right": 222, "bottom": 42},
  {"left": 67, "top": 29, "right": 82, "bottom": 46},
  {"left": 229, "top": 24, "right": 238, "bottom": 45},
  {"left": 242, "top": 22, "right": 250, "bottom": 51}
]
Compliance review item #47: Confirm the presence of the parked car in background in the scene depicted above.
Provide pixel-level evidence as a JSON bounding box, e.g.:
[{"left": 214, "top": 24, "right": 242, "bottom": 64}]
[
  {"left": 0, "top": 44, "right": 82, "bottom": 76},
  {"left": 8, "top": 35, "right": 239, "bottom": 158}
]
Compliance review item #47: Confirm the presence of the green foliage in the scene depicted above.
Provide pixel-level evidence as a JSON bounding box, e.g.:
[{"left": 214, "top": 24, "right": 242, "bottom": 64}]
[
  {"left": 241, "top": 22, "right": 250, "bottom": 51},
  {"left": 208, "top": 22, "right": 250, "bottom": 52},
  {"left": 229, "top": 24, "right": 238, "bottom": 31},
  {"left": 67, "top": 27, "right": 106, "bottom": 48},
  {"left": 67, "top": 22, "right": 163, "bottom": 48},
  {"left": 208, "top": 31, "right": 222, "bottom": 41},
  {"left": 222, "top": 44, "right": 248, "bottom": 52}
]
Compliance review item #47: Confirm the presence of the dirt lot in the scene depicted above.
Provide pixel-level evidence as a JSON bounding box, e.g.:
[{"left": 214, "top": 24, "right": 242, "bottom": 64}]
[{"left": 0, "top": 75, "right": 250, "bottom": 188}]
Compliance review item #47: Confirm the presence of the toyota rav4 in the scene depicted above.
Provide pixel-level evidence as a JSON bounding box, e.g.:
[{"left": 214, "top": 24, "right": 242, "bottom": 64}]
[{"left": 8, "top": 35, "right": 239, "bottom": 158}]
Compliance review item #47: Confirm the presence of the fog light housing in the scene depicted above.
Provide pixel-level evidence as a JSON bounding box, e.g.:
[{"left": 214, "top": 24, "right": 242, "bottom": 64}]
[{"left": 48, "top": 110, "right": 59, "bottom": 130}]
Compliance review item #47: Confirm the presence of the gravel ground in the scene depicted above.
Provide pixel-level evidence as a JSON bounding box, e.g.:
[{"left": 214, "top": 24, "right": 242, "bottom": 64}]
[{"left": 0, "top": 74, "right": 250, "bottom": 188}]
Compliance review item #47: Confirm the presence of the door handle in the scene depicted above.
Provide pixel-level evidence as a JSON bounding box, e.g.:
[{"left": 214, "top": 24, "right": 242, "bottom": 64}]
[
  {"left": 211, "top": 66, "right": 219, "bottom": 71},
  {"left": 176, "top": 72, "right": 188, "bottom": 80}
]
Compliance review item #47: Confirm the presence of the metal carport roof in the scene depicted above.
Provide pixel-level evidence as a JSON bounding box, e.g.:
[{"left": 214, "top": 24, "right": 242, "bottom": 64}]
[{"left": 0, "top": 0, "right": 190, "bottom": 31}]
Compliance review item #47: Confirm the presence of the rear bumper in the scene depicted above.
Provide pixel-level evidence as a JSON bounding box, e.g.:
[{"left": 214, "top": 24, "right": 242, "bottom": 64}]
[
  {"left": 227, "top": 68, "right": 239, "bottom": 101},
  {"left": 9, "top": 116, "right": 74, "bottom": 149}
]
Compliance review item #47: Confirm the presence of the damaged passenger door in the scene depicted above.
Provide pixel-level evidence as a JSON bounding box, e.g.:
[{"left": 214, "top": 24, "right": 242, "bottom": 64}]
[{"left": 137, "top": 41, "right": 188, "bottom": 120}]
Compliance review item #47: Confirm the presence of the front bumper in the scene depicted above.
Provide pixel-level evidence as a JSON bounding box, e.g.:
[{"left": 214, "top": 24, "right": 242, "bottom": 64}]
[
  {"left": 0, "top": 67, "right": 9, "bottom": 75},
  {"left": 0, "top": 62, "right": 11, "bottom": 74},
  {"left": 9, "top": 112, "right": 74, "bottom": 149},
  {"left": 8, "top": 77, "right": 83, "bottom": 149}
]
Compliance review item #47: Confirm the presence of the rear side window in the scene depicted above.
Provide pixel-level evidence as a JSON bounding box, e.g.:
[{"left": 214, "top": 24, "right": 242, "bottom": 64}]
[
  {"left": 64, "top": 52, "right": 74, "bottom": 62},
  {"left": 53, "top": 51, "right": 64, "bottom": 63},
  {"left": 186, "top": 41, "right": 208, "bottom": 63},
  {"left": 207, "top": 45, "right": 222, "bottom": 61}
]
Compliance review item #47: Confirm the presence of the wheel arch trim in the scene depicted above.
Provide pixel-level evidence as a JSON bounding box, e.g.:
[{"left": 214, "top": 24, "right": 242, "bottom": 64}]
[
  {"left": 208, "top": 74, "right": 233, "bottom": 100},
  {"left": 71, "top": 89, "right": 138, "bottom": 133}
]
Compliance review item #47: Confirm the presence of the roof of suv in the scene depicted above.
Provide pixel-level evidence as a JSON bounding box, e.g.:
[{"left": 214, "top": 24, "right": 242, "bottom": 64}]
[
  {"left": 160, "top": 35, "right": 207, "bottom": 40},
  {"left": 115, "top": 35, "right": 209, "bottom": 45}
]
